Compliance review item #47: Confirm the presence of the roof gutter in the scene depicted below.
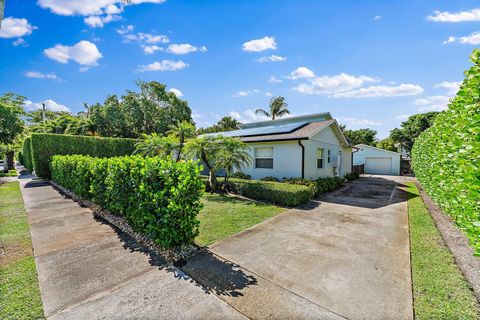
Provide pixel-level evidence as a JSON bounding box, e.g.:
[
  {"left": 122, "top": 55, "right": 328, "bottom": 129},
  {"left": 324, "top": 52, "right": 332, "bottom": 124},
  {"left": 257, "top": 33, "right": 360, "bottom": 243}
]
[{"left": 298, "top": 140, "right": 305, "bottom": 179}]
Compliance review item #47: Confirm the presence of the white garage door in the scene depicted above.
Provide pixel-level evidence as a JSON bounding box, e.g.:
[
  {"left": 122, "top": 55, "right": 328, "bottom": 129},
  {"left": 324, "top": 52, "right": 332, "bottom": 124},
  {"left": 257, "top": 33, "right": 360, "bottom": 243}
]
[{"left": 365, "top": 157, "right": 392, "bottom": 175}]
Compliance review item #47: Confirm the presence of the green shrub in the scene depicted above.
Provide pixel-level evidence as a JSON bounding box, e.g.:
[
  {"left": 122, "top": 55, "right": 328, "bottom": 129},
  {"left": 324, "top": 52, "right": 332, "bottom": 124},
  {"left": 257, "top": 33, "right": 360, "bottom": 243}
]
[
  {"left": 315, "top": 177, "right": 344, "bottom": 195},
  {"left": 231, "top": 171, "right": 251, "bottom": 180},
  {"left": 344, "top": 172, "right": 359, "bottom": 181},
  {"left": 260, "top": 176, "right": 280, "bottom": 182},
  {"left": 51, "top": 155, "right": 205, "bottom": 248},
  {"left": 17, "top": 151, "right": 23, "bottom": 165},
  {"left": 30, "top": 133, "right": 138, "bottom": 178},
  {"left": 22, "top": 137, "right": 33, "bottom": 172},
  {"left": 412, "top": 49, "right": 480, "bottom": 254},
  {"left": 228, "top": 178, "right": 315, "bottom": 207}
]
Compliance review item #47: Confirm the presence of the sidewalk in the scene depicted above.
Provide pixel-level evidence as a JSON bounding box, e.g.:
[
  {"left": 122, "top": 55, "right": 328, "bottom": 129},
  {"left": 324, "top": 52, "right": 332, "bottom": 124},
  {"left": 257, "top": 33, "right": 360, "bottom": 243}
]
[{"left": 18, "top": 174, "right": 245, "bottom": 319}]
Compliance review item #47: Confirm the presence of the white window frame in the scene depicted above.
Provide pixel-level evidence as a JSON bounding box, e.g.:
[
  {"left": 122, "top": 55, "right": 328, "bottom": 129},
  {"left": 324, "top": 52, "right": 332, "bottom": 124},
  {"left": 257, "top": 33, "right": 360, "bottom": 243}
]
[
  {"left": 327, "top": 149, "right": 331, "bottom": 164},
  {"left": 317, "top": 148, "right": 325, "bottom": 169},
  {"left": 254, "top": 147, "right": 273, "bottom": 169}
]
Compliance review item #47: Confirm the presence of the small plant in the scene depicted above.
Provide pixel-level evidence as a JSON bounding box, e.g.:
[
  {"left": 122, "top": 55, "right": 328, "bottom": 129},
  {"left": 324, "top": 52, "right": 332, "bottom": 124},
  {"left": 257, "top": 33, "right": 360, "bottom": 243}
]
[
  {"left": 260, "top": 176, "right": 280, "bottom": 182},
  {"left": 344, "top": 172, "right": 359, "bottom": 181},
  {"left": 231, "top": 171, "right": 251, "bottom": 180}
]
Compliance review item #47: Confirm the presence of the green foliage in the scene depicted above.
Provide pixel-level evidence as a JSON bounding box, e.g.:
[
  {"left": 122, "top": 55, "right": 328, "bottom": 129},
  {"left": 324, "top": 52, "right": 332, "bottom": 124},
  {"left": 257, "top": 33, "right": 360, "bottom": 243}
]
[
  {"left": 29, "top": 133, "right": 137, "bottom": 178},
  {"left": 0, "top": 93, "right": 25, "bottom": 145},
  {"left": 230, "top": 171, "right": 251, "bottom": 180},
  {"left": 16, "top": 150, "right": 23, "bottom": 165},
  {"left": 216, "top": 137, "right": 252, "bottom": 183},
  {"left": 260, "top": 176, "right": 280, "bottom": 182},
  {"left": 228, "top": 178, "right": 315, "bottom": 207},
  {"left": 376, "top": 137, "right": 397, "bottom": 152},
  {"left": 51, "top": 155, "right": 205, "bottom": 248},
  {"left": 22, "top": 137, "right": 33, "bottom": 172},
  {"left": 197, "top": 116, "right": 241, "bottom": 134},
  {"left": 390, "top": 112, "right": 438, "bottom": 153},
  {"left": 342, "top": 127, "right": 377, "bottom": 146},
  {"left": 255, "top": 96, "right": 290, "bottom": 120},
  {"left": 344, "top": 172, "right": 359, "bottom": 181},
  {"left": 134, "top": 133, "right": 176, "bottom": 158},
  {"left": 412, "top": 49, "right": 480, "bottom": 254}
]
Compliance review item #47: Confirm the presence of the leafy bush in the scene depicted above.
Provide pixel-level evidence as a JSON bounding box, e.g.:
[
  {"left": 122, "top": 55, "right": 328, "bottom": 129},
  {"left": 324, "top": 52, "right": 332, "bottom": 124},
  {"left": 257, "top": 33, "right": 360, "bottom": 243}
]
[
  {"left": 29, "top": 133, "right": 138, "bottom": 178},
  {"left": 22, "top": 137, "right": 33, "bottom": 172},
  {"left": 51, "top": 155, "right": 204, "bottom": 248},
  {"left": 260, "top": 176, "right": 280, "bottom": 182},
  {"left": 231, "top": 171, "right": 251, "bottom": 180},
  {"left": 17, "top": 150, "right": 23, "bottom": 165},
  {"left": 344, "top": 172, "right": 359, "bottom": 181},
  {"left": 412, "top": 50, "right": 480, "bottom": 254},
  {"left": 314, "top": 177, "right": 345, "bottom": 195},
  {"left": 228, "top": 178, "right": 315, "bottom": 207}
]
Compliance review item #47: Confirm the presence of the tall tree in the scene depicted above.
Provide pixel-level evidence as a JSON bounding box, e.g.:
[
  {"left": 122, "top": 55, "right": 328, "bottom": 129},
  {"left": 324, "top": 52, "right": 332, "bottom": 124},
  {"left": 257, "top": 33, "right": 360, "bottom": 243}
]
[
  {"left": 255, "top": 96, "right": 290, "bottom": 120},
  {"left": 389, "top": 112, "right": 439, "bottom": 153},
  {"left": 197, "top": 116, "right": 241, "bottom": 134},
  {"left": 342, "top": 128, "right": 377, "bottom": 146},
  {"left": 0, "top": 93, "right": 25, "bottom": 170},
  {"left": 376, "top": 137, "right": 397, "bottom": 152},
  {"left": 167, "top": 120, "right": 196, "bottom": 161}
]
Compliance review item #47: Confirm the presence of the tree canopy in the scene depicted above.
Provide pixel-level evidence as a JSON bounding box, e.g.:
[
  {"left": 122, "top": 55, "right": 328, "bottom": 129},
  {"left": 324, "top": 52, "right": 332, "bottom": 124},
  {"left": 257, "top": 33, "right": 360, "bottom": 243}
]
[
  {"left": 389, "top": 112, "right": 438, "bottom": 153},
  {"left": 0, "top": 93, "right": 25, "bottom": 145},
  {"left": 341, "top": 127, "right": 377, "bottom": 146},
  {"left": 197, "top": 116, "right": 241, "bottom": 134}
]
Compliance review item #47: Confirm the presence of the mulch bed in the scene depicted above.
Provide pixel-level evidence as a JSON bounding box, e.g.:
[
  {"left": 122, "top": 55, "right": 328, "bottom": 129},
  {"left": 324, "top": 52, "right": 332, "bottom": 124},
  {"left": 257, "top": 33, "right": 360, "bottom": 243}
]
[{"left": 416, "top": 182, "right": 480, "bottom": 303}]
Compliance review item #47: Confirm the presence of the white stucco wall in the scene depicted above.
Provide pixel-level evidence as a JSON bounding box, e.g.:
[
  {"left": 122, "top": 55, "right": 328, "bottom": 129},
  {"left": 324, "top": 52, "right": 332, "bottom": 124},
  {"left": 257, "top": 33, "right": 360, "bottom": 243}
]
[
  {"left": 241, "top": 141, "right": 302, "bottom": 180},
  {"left": 353, "top": 145, "right": 400, "bottom": 175},
  {"left": 303, "top": 126, "right": 352, "bottom": 179}
]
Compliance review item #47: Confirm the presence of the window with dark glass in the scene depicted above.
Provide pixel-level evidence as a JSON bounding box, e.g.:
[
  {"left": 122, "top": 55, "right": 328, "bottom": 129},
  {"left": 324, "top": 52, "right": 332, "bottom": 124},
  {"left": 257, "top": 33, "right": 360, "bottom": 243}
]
[
  {"left": 317, "top": 148, "right": 325, "bottom": 168},
  {"left": 327, "top": 149, "right": 331, "bottom": 163},
  {"left": 255, "top": 147, "right": 273, "bottom": 169}
]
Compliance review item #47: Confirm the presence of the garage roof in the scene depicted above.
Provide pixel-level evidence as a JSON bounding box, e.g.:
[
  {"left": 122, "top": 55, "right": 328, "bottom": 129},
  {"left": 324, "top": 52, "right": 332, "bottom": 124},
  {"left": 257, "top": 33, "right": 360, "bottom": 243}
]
[{"left": 355, "top": 144, "right": 401, "bottom": 156}]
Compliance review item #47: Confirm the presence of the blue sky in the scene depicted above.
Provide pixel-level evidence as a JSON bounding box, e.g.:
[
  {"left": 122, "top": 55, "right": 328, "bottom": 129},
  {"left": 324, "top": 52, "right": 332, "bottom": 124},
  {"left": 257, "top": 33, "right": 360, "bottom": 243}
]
[{"left": 1, "top": 0, "right": 479, "bottom": 138}]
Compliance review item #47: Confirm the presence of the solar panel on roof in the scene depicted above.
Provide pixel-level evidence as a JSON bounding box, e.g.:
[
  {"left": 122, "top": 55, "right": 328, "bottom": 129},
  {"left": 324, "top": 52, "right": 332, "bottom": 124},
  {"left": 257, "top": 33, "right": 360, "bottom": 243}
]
[{"left": 218, "top": 121, "right": 308, "bottom": 138}]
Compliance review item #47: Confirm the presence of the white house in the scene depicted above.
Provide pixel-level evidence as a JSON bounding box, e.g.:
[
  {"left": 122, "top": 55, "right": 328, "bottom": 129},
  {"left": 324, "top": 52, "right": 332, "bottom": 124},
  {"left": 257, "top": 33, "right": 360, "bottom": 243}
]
[
  {"left": 353, "top": 144, "right": 401, "bottom": 176},
  {"left": 207, "top": 113, "right": 352, "bottom": 180}
]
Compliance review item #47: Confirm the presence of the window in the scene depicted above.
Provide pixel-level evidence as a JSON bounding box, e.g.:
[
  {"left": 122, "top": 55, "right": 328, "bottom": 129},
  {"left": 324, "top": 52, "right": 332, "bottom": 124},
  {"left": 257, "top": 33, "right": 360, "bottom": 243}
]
[
  {"left": 327, "top": 150, "right": 331, "bottom": 164},
  {"left": 317, "top": 148, "right": 325, "bottom": 169},
  {"left": 255, "top": 147, "right": 273, "bottom": 169}
]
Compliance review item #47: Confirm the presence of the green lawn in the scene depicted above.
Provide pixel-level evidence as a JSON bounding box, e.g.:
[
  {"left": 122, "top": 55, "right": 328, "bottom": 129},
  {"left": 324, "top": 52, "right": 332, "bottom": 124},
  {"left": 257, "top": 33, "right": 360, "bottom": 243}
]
[
  {"left": 196, "top": 193, "right": 284, "bottom": 247},
  {"left": 0, "top": 169, "right": 17, "bottom": 177},
  {"left": 0, "top": 182, "right": 44, "bottom": 320},
  {"left": 407, "top": 182, "right": 479, "bottom": 319}
]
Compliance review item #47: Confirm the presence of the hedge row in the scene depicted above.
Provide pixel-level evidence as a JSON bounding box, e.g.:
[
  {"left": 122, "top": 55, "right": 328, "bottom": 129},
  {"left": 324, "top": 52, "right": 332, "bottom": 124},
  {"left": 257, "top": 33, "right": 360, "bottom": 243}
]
[
  {"left": 412, "top": 49, "right": 480, "bottom": 254},
  {"left": 51, "top": 155, "right": 205, "bottom": 248},
  {"left": 22, "top": 136, "right": 33, "bottom": 172},
  {"left": 27, "top": 133, "right": 138, "bottom": 178}
]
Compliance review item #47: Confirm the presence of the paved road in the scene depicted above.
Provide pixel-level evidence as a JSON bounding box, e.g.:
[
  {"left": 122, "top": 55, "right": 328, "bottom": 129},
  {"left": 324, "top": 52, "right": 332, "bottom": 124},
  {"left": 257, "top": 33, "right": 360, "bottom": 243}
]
[
  {"left": 19, "top": 175, "right": 245, "bottom": 320},
  {"left": 184, "top": 175, "right": 414, "bottom": 319}
]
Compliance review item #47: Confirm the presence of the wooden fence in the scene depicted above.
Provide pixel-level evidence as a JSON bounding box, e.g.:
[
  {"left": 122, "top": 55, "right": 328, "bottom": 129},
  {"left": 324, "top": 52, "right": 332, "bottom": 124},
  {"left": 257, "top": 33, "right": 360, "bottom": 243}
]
[{"left": 352, "top": 164, "right": 364, "bottom": 175}]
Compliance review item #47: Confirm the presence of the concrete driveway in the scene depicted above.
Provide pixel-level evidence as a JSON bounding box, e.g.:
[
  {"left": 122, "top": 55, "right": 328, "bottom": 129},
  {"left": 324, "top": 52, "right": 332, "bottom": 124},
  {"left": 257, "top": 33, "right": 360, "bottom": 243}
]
[{"left": 183, "top": 175, "right": 413, "bottom": 319}]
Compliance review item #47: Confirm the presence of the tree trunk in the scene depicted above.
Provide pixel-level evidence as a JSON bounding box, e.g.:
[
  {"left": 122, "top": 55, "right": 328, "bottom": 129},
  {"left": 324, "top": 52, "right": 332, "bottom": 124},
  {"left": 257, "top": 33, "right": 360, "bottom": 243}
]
[
  {"left": 201, "top": 152, "right": 217, "bottom": 191},
  {"left": 6, "top": 151, "right": 14, "bottom": 170}
]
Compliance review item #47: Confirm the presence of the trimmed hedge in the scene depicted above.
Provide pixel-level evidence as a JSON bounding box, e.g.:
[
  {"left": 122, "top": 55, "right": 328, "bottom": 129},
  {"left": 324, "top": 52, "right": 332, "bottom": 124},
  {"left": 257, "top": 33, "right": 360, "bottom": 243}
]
[
  {"left": 22, "top": 137, "right": 33, "bottom": 172},
  {"left": 29, "top": 133, "right": 138, "bottom": 178},
  {"left": 51, "top": 155, "right": 204, "bottom": 248},
  {"left": 412, "top": 49, "right": 480, "bottom": 254},
  {"left": 228, "top": 178, "right": 315, "bottom": 207}
]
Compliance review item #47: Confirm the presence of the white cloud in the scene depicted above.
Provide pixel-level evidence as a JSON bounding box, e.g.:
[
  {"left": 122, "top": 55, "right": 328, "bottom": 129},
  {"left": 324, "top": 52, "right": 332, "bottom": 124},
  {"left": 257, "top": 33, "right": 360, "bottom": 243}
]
[
  {"left": 44, "top": 40, "right": 102, "bottom": 66},
  {"left": 338, "top": 117, "right": 382, "bottom": 127},
  {"left": 265, "top": 92, "right": 273, "bottom": 97},
  {"left": 229, "top": 109, "right": 268, "bottom": 123},
  {"left": 292, "top": 73, "right": 378, "bottom": 95},
  {"left": 142, "top": 45, "right": 163, "bottom": 54},
  {"left": 427, "top": 8, "right": 480, "bottom": 22},
  {"left": 25, "top": 71, "right": 60, "bottom": 81},
  {"left": 13, "top": 38, "right": 28, "bottom": 47},
  {"left": 414, "top": 95, "right": 451, "bottom": 112},
  {"left": 232, "top": 89, "right": 261, "bottom": 98},
  {"left": 374, "top": 15, "right": 382, "bottom": 20},
  {"left": 0, "top": 17, "right": 37, "bottom": 39},
  {"left": 84, "top": 14, "right": 121, "bottom": 28},
  {"left": 169, "top": 88, "right": 183, "bottom": 97},
  {"left": 37, "top": 0, "right": 164, "bottom": 16},
  {"left": 269, "top": 76, "right": 282, "bottom": 83},
  {"left": 256, "top": 55, "right": 287, "bottom": 63},
  {"left": 288, "top": 67, "right": 315, "bottom": 80},
  {"left": 166, "top": 43, "right": 207, "bottom": 55},
  {"left": 242, "top": 36, "right": 277, "bottom": 52},
  {"left": 334, "top": 83, "right": 423, "bottom": 98},
  {"left": 435, "top": 81, "right": 461, "bottom": 95},
  {"left": 137, "top": 60, "right": 188, "bottom": 72},
  {"left": 443, "top": 31, "right": 480, "bottom": 45},
  {"left": 192, "top": 111, "right": 221, "bottom": 128},
  {"left": 23, "top": 99, "right": 70, "bottom": 112}
]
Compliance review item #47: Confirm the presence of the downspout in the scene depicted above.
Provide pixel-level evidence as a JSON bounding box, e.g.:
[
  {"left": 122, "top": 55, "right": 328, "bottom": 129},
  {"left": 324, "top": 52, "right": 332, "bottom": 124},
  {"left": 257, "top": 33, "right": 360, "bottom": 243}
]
[{"left": 297, "top": 140, "right": 305, "bottom": 179}]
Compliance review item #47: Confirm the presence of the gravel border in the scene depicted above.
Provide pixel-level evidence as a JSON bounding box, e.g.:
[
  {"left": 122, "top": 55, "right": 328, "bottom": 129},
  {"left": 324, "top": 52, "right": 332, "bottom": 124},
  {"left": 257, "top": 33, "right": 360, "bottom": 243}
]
[
  {"left": 416, "top": 181, "right": 480, "bottom": 303},
  {"left": 50, "top": 181, "right": 199, "bottom": 263}
]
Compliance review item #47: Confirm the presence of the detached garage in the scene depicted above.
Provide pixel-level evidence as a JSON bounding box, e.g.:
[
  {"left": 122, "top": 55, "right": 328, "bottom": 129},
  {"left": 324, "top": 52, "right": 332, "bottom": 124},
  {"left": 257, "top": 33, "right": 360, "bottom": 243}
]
[{"left": 353, "top": 144, "right": 401, "bottom": 176}]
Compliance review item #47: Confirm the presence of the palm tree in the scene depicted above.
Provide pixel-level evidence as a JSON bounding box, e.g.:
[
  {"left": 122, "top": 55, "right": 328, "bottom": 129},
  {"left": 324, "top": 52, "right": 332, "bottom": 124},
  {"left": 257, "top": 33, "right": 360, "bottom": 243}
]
[
  {"left": 217, "top": 137, "right": 252, "bottom": 184},
  {"left": 167, "top": 120, "right": 196, "bottom": 161},
  {"left": 133, "top": 133, "right": 176, "bottom": 158},
  {"left": 184, "top": 136, "right": 222, "bottom": 191},
  {"left": 255, "top": 96, "right": 290, "bottom": 120}
]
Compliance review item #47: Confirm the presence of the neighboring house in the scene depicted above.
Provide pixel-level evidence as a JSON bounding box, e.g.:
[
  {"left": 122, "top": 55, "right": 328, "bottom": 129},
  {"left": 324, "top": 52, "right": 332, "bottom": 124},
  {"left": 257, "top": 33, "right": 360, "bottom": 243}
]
[
  {"left": 353, "top": 144, "right": 401, "bottom": 176},
  {"left": 206, "top": 112, "right": 352, "bottom": 180}
]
